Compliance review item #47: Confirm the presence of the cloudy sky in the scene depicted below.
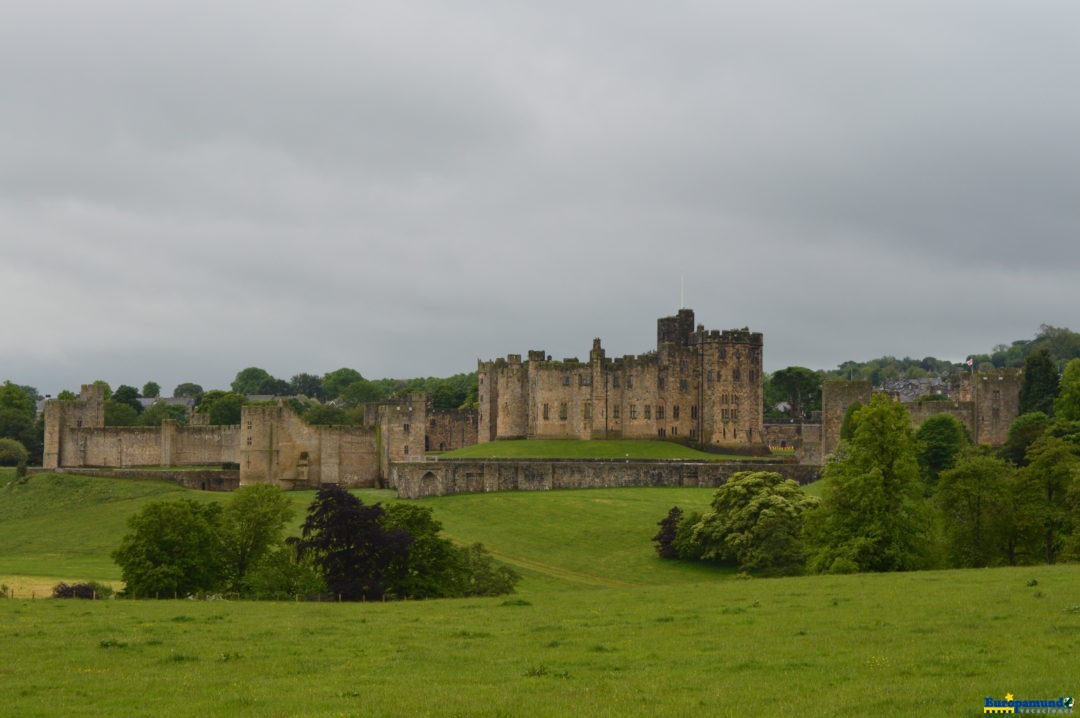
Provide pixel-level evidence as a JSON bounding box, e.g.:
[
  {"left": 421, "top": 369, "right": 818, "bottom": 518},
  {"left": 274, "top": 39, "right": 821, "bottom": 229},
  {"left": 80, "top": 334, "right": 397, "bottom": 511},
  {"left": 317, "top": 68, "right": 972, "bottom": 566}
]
[{"left": 2, "top": 1, "right": 1078, "bottom": 395}]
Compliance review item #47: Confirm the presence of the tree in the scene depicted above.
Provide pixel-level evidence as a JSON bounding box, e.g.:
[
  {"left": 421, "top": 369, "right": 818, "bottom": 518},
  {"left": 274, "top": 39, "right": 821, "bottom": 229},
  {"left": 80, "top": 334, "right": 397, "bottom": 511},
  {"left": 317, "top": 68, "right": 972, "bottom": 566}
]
[
  {"left": 839, "top": 401, "right": 863, "bottom": 441},
  {"left": 915, "top": 414, "right": 968, "bottom": 490},
  {"left": 0, "top": 438, "right": 28, "bottom": 466},
  {"left": 341, "top": 379, "right": 380, "bottom": 407},
  {"left": 104, "top": 401, "right": 140, "bottom": 426},
  {"left": 693, "top": 471, "right": 817, "bottom": 574},
  {"left": 380, "top": 503, "right": 460, "bottom": 598},
  {"left": 805, "top": 394, "right": 937, "bottom": 573},
  {"left": 1054, "top": 359, "right": 1080, "bottom": 421},
  {"left": 936, "top": 454, "right": 1017, "bottom": 567},
  {"left": 91, "top": 380, "right": 113, "bottom": 401},
  {"left": 231, "top": 367, "right": 288, "bottom": 396},
  {"left": 1020, "top": 436, "right": 1079, "bottom": 564},
  {"left": 289, "top": 373, "right": 325, "bottom": 400},
  {"left": 111, "top": 500, "right": 225, "bottom": 597},
  {"left": 173, "top": 383, "right": 204, "bottom": 400},
  {"left": 221, "top": 484, "right": 294, "bottom": 591},
  {"left": 652, "top": 506, "right": 684, "bottom": 559},
  {"left": 769, "top": 367, "right": 822, "bottom": 421},
  {"left": 140, "top": 402, "right": 189, "bottom": 426},
  {"left": 142, "top": 381, "right": 161, "bottom": 399},
  {"left": 0, "top": 381, "right": 35, "bottom": 417},
  {"left": 303, "top": 404, "right": 349, "bottom": 426},
  {"left": 112, "top": 385, "right": 143, "bottom": 414},
  {"left": 323, "top": 368, "right": 364, "bottom": 401},
  {"left": 1001, "top": 412, "right": 1052, "bottom": 466},
  {"left": 197, "top": 391, "right": 247, "bottom": 425},
  {"left": 0, "top": 408, "right": 33, "bottom": 442},
  {"left": 291, "top": 485, "right": 411, "bottom": 601},
  {"left": 1020, "top": 349, "right": 1059, "bottom": 415}
]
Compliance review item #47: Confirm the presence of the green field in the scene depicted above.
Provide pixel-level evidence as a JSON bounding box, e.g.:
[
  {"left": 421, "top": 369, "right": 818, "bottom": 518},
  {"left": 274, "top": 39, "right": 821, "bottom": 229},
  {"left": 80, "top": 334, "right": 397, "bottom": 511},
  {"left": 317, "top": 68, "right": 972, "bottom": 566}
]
[
  {"left": 438, "top": 439, "right": 779, "bottom": 462},
  {"left": 1, "top": 470, "right": 1078, "bottom": 716}
]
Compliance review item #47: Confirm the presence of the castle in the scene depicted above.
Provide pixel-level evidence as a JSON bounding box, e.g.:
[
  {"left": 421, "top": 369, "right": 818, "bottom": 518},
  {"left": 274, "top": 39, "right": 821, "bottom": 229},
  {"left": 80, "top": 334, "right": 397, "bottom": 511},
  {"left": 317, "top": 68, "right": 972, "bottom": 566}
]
[
  {"left": 40, "top": 308, "right": 1025, "bottom": 498},
  {"left": 478, "top": 309, "right": 765, "bottom": 447}
]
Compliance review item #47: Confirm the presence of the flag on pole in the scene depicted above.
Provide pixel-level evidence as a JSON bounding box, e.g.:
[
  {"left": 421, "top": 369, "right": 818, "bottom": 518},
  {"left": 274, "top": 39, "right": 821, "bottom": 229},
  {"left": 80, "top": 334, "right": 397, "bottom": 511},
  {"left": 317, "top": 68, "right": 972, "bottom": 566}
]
[{"left": 966, "top": 358, "right": 974, "bottom": 366}]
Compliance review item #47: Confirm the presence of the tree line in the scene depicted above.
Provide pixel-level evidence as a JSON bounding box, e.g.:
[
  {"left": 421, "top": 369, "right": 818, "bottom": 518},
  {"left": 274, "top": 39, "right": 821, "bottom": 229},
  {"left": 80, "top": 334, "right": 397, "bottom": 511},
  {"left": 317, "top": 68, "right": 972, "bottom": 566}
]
[
  {"left": 112, "top": 484, "right": 519, "bottom": 601},
  {"left": 657, "top": 357, "right": 1080, "bottom": 574}
]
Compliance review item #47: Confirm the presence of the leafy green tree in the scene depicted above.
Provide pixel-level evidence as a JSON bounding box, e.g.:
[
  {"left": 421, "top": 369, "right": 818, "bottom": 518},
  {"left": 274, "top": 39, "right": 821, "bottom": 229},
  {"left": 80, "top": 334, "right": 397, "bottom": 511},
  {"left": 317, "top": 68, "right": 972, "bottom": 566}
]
[
  {"left": 1054, "top": 359, "right": 1080, "bottom": 421},
  {"left": 770, "top": 367, "right": 822, "bottom": 421},
  {"left": 142, "top": 382, "right": 161, "bottom": 398},
  {"left": 839, "top": 401, "right": 863, "bottom": 441},
  {"left": 448, "top": 543, "right": 521, "bottom": 597},
  {"left": 231, "top": 367, "right": 288, "bottom": 396},
  {"left": 805, "top": 395, "right": 937, "bottom": 573},
  {"left": 693, "top": 471, "right": 817, "bottom": 574},
  {"left": 197, "top": 391, "right": 247, "bottom": 425},
  {"left": 341, "top": 379, "right": 380, "bottom": 407},
  {"left": 1020, "top": 349, "right": 1059, "bottom": 415},
  {"left": 240, "top": 544, "right": 327, "bottom": 600},
  {"left": 112, "top": 500, "right": 225, "bottom": 597},
  {"left": 380, "top": 503, "right": 460, "bottom": 598},
  {"left": 0, "top": 408, "right": 33, "bottom": 442},
  {"left": 56, "top": 390, "right": 77, "bottom": 401},
  {"left": 221, "top": 485, "right": 294, "bottom": 591},
  {"left": 291, "top": 485, "right": 411, "bottom": 601},
  {"left": 112, "top": 385, "right": 143, "bottom": 414},
  {"left": 140, "top": 402, "right": 189, "bottom": 427},
  {"left": 1001, "top": 412, "right": 1052, "bottom": 466},
  {"left": 0, "top": 438, "right": 29, "bottom": 466},
  {"left": 289, "top": 373, "right": 325, "bottom": 400},
  {"left": 915, "top": 414, "right": 968, "bottom": 490},
  {"left": 302, "top": 404, "right": 349, "bottom": 426},
  {"left": 173, "top": 383, "right": 204, "bottom": 400},
  {"left": 322, "top": 368, "right": 364, "bottom": 401},
  {"left": 1020, "top": 436, "right": 1079, "bottom": 564},
  {"left": 936, "top": 454, "right": 1017, "bottom": 567},
  {"left": 0, "top": 381, "right": 35, "bottom": 417},
  {"left": 104, "top": 401, "right": 140, "bottom": 426}
]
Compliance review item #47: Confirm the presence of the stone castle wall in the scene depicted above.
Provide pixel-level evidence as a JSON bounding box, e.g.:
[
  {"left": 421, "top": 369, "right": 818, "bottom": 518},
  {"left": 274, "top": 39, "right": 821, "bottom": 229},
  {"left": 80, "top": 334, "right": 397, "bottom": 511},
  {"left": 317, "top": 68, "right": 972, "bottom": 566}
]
[
  {"left": 820, "top": 380, "right": 873, "bottom": 456},
  {"left": 427, "top": 408, "right": 478, "bottom": 452},
  {"left": 390, "top": 458, "right": 819, "bottom": 499}
]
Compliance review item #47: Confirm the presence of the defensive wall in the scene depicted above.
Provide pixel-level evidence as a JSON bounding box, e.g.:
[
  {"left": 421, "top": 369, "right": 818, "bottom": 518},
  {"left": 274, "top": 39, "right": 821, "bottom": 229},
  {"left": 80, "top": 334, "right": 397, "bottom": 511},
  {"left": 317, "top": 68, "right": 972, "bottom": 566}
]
[{"left": 389, "top": 458, "right": 820, "bottom": 499}]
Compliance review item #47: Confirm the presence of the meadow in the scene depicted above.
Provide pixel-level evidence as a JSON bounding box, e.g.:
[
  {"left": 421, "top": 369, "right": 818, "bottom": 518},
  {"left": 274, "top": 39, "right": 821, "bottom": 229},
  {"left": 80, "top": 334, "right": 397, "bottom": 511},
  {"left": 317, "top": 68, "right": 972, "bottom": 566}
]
[{"left": 1, "top": 468, "right": 1078, "bottom": 716}]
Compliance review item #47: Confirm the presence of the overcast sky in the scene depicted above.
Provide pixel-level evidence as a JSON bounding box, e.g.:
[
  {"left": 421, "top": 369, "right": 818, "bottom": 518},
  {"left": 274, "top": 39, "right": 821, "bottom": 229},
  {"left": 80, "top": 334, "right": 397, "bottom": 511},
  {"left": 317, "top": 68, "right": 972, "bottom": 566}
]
[{"left": 2, "top": 1, "right": 1078, "bottom": 396}]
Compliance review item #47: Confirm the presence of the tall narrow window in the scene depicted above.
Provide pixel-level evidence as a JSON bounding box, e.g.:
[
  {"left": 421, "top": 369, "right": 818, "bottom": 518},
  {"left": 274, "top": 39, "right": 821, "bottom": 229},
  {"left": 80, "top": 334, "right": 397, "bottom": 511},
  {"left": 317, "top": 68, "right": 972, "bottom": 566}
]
[
  {"left": 559, "top": 403, "right": 567, "bottom": 420},
  {"left": 691, "top": 405, "right": 698, "bottom": 419},
  {"left": 613, "top": 405, "right": 621, "bottom": 419},
  {"left": 613, "top": 375, "right": 620, "bottom": 388},
  {"left": 543, "top": 403, "right": 550, "bottom": 420},
  {"left": 584, "top": 403, "right": 592, "bottom": 420},
  {"left": 563, "top": 375, "right": 570, "bottom": 386},
  {"left": 673, "top": 405, "right": 680, "bottom": 420},
  {"left": 679, "top": 379, "right": 688, "bottom": 392},
  {"left": 658, "top": 376, "right": 666, "bottom": 389},
  {"left": 630, "top": 405, "right": 638, "bottom": 419},
  {"left": 644, "top": 405, "right": 652, "bottom": 420},
  {"left": 656, "top": 406, "right": 665, "bottom": 420}
]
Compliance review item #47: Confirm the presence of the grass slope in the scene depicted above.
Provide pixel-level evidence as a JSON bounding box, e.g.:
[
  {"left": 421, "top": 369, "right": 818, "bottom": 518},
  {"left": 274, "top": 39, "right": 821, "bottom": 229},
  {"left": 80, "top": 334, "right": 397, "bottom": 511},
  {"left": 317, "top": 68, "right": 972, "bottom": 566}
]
[
  {"left": 439, "top": 439, "right": 777, "bottom": 461},
  {"left": 1, "top": 472, "right": 1078, "bottom": 716}
]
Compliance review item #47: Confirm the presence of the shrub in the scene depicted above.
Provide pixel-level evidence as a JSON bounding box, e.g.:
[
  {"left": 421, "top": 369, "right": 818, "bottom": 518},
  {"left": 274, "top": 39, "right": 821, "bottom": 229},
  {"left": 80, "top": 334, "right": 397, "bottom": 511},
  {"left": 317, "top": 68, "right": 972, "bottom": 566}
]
[
  {"left": 652, "top": 507, "right": 683, "bottom": 559},
  {"left": 52, "top": 582, "right": 114, "bottom": 599},
  {"left": 0, "top": 438, "right": 28, "bottom": 466}
]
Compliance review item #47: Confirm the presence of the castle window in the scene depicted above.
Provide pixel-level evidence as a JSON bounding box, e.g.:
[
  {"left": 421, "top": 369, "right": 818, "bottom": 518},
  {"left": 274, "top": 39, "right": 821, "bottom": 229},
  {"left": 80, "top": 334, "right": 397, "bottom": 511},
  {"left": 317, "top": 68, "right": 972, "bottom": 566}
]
[
  {"left": 679, "top": 379, "right": 688, "bottom": 392},
  {"left": 679, "top": 361, "right": 687, "bottom": 374},
  {"left": 559, "top": 403, "right": 567, "bottom": 420},
  {"left": 581, "top": 375, "right": 591, "bottom": 386},
  {"left": 404, "top": 445, "right": 409, "bottom": 455},
  {"left": 543, "top": 403, "right": 550, "bottom": 420},
  {"left": 658, "top": 427, "right": 665, "bottom": 437},
  {"left": 657, "top": 406, "right": 665, "bottom": 420},
  {"left": 246, "top": 437, "right": 252, "bottom": 446},
  {"left": 630, "top": 405, "right": 638, "bottom": 419},
  {"left": 563, "top": 376, "right": 570, "bottom": 386},
  {"left": 403, "top": 423, "right": 410, "bottom": 433},
  {"left": 672, "top": 427, "right": 677, "bottom": 436},
  {"left": 613, "top": 405, "right": 621, "bottom": 419},
  {"left": 719, "top": 347, "right": 727, "bottom": 360},
  {"left": 691, "top": 405, "right": 698, "bottom": 419},
  {"left": 658, "top": 377, "right": 666, "bottom": 389},
  {"left": 584, "top": 403, "right": 592, "bottom": 420},
  {"left": 732, "top": 408, "right": 739, "bottom": 421},
  {"left": 627, "top": 376, "right": 634, "bottom": 388},
  {"left": 673, "top": 405, "right": 680, "bottom": 420},
  {"left": 733, "top": 368, "right": 741, "bottom": 382},
  {"left": 430, "top": 419, "right": 436, "bottom": 428},
  {"left": 612, "top": 375, "right": 620, "bottom": 388},
  {"left": 644, "top": 405, "right": 652, "bottom": 420},
  {"left": 707, "top": 370, "right": 714, "bottom": 382},
  {"left": 722, "top": 408, "right": 729, "bottom": 421},
  {"left": 247, "top": 421, "right": 252, "bottom": 430}
]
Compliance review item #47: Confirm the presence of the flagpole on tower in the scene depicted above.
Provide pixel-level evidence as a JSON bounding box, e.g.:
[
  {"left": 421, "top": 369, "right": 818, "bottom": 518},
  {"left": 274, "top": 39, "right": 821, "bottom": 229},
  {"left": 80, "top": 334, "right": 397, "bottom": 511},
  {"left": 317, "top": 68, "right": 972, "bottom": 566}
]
[{"left": 680, "top": 275, "right": 685, "bottom": 309}]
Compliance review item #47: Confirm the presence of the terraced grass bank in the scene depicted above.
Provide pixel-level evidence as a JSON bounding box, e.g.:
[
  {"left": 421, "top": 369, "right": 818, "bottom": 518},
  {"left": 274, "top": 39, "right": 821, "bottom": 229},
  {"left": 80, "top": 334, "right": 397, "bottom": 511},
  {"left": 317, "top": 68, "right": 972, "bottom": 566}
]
[{"left": 438, "top": 439, "right": 780, "bottom": 461}]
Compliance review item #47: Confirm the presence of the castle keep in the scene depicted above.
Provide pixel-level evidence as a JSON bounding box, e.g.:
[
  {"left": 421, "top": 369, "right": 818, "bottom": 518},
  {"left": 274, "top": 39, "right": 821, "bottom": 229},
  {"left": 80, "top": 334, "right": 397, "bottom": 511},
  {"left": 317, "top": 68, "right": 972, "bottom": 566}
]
[{"left": 478, "top": 309, "right": 765, "bottom": 448}]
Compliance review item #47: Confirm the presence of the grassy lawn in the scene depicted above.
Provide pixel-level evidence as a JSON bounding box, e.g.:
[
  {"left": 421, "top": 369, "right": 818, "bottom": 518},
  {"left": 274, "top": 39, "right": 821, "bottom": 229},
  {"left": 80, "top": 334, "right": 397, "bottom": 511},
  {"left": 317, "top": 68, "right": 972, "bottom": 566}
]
[
  {"left": 439, "top": 439, "right": 780, "bottom": 462},
  {"left": 1, "top": 472, "right": 1078, "bottom": 716}
]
